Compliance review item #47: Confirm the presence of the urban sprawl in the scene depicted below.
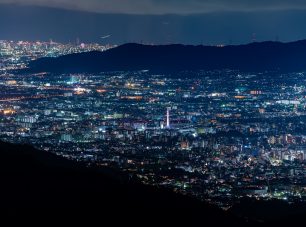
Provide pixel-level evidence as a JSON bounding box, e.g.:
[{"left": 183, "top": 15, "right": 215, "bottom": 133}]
[{"left": 0, "top": 40, "right": 305, "bottom": 209}]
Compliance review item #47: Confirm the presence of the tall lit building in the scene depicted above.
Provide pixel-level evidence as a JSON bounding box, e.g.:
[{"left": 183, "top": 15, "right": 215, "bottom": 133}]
[{"left": 166, "top": 107, "right": 171, "bottom": 129}]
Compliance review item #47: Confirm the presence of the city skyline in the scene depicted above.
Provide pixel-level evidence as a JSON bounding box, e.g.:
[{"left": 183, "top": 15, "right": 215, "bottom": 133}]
[{"left": 1, "top": 1, "right": 306, "bottom": 224}]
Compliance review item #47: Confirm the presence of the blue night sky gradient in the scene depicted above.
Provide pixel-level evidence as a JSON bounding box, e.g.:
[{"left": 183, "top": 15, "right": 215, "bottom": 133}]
[
  {"left": 1, "top": 1, "right": 306, "bottom": 44},
  {"left": 2, "top": 0, "right": 306, "bottom": 14}
]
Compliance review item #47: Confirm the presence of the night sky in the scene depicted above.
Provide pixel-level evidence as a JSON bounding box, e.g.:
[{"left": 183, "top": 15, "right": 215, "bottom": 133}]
[
  {"left": 1, "top": 0, "right": 306, "bottom": 44},
  {"left": 3, "top": 0, "right": 306, "bottom": 14}
]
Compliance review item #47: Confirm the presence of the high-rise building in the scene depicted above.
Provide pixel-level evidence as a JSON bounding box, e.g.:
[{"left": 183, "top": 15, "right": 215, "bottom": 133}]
[{"left": 166, "top": 107, "right": 170, "bottom": 129}]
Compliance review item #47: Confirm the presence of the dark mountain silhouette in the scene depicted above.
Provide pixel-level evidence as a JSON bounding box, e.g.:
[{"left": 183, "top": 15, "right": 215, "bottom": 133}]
[
  {"left": 27, "top": 40, "right": 306, "bottom": 73},
  {"left": 230, "top": 197, "right": 306, "bottom": 225},
  {"left": 1, "top": 141, "right": 306, "bottom": 225},
  {"left": 0, "top": 141, "right": 240, "bottom": 225}
]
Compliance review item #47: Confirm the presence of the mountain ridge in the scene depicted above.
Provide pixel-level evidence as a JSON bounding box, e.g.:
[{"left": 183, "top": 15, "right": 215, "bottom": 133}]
[
  {"left": 26, "top": 40, "right": 306, "bottom": 74},
  {"left": 0, "top": 141, "right": 241, "bottom": 225},
  {"left": 0, "top": 140, "right": 305, "bottom": 225}
]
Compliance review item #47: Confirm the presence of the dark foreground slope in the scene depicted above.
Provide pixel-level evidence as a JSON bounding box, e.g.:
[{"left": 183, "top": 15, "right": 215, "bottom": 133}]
[
  {"left": 230, "top": 197, "right": 306, "bottom": 224},
  {"left": 1, "top": 141, "right": 306, "bottom": 225},
  {"left": 0, "top": 141, "right": 239, "bottom": 225},
  {"left": 27, "top": 40, "right": 306, "bottom": 74}
]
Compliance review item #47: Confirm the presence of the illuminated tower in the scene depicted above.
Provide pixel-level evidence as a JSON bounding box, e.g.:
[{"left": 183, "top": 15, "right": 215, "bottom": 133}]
[{"left": 166, "top": 107, "right": 170, "bottom": 129}]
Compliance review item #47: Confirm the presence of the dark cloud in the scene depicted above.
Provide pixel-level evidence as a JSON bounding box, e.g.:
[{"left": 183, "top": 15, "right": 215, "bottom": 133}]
[{"left": 2, "top": 0, "right": 306, "bottom": 14}]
